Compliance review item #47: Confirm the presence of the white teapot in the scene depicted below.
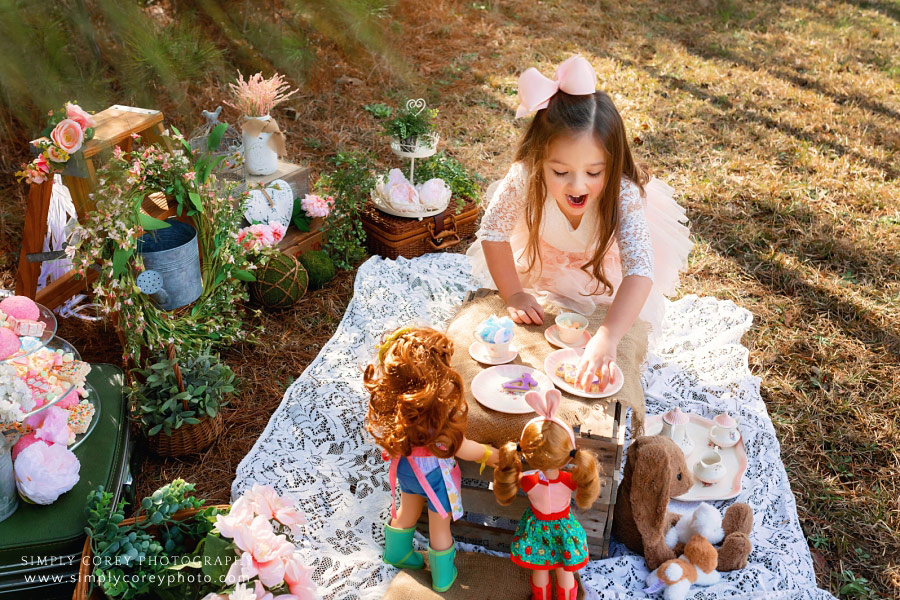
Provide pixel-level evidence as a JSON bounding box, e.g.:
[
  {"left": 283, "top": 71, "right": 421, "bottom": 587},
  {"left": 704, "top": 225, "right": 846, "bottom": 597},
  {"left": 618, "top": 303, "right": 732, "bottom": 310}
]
[
  {"left": 660, "top": 407, "right": 693, "bottom": 456},
  {"left": 708, "top": 412, "right": 741, "bottom": 448}
]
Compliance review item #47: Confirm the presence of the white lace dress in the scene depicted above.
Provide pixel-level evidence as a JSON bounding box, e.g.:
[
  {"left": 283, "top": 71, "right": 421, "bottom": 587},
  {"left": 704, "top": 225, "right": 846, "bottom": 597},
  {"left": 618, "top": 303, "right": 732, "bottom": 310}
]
[{"left": 466, "top": 162, "right": 693, "bottom": 339}]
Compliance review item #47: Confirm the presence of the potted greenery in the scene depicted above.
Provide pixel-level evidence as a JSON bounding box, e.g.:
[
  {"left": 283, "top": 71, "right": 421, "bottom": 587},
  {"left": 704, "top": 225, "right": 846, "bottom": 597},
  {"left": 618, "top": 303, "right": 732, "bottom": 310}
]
[
  {"left": 130, "top": 348, "right": 235, "bottom": 456},
  {"left": 383, "top": 100, "right": 439, "bottom": 153}
]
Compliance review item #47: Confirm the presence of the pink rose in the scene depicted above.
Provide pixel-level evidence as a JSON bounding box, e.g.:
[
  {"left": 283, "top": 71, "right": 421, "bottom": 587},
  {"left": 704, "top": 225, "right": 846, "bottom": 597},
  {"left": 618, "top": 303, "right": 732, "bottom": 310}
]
[
  {"left": 50, "top": 119, "right": 84, "bottom": 154},
  {"left": 65, "top": 103, "right": 95, "bottom": 131},
  {"left": 14, "top": 442, "right": 80, "bottom": 505}
]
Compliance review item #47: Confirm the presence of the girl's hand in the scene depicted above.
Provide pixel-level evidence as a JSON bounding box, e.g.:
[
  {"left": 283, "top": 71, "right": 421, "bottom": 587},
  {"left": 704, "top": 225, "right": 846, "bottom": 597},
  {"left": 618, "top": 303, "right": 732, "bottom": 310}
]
[
  {"left": 506, "top": 292, "right": 544, "bottom": 325},
  {"left": 575, "top": 328, "right": 618, "bottom": 391}
]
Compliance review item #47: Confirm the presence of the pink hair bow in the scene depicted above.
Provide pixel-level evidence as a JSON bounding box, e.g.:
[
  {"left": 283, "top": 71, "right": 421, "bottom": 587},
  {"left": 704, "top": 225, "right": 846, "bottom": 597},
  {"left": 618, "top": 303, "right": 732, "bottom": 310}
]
[
  {"left": 515, "top": 55, "right": 597, "bottom": 119},
  {"left": 524, "top": 389, "right": 577, "bottom": 449}
]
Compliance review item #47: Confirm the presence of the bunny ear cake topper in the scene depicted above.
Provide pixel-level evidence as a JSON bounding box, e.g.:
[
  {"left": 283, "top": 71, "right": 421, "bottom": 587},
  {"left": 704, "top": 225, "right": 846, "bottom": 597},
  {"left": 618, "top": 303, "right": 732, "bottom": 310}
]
[{"left": 523, "top": 388, "right": 576, "bottom": 448}]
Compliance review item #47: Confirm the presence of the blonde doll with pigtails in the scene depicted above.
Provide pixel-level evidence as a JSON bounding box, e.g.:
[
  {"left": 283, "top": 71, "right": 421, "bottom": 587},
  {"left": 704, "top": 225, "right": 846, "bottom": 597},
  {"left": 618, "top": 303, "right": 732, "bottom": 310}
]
[{"left": 494, "top": 388, "right": 601, "bottom": 600}]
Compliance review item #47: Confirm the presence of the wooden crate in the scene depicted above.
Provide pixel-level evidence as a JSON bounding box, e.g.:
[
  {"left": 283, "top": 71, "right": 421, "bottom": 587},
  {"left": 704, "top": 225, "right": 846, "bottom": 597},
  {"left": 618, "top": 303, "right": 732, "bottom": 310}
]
[{"left": 418, "top": 401, "right": 625, "bottom": 558}]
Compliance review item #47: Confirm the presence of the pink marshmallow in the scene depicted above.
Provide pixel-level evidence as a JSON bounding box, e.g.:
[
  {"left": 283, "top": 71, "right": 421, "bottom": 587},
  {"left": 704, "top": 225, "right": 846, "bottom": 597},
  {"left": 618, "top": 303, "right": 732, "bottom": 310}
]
[{"left": 0, "top": 327, "right": 18, "bottom": 360}]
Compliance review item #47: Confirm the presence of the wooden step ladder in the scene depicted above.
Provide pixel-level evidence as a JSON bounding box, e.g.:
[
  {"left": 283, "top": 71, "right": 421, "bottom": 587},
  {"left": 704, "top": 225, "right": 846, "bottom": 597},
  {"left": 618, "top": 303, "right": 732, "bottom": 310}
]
[{"left": 15, "top": 105, "right": 169, "bottom": 309}]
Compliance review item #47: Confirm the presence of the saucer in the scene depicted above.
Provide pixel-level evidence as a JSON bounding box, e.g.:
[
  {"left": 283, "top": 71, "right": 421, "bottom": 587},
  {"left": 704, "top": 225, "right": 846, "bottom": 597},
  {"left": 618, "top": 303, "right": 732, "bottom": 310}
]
[
  {"left": 543, "top": 348, "right": 624, "bottom": 399},
  {"left": 544, "top": 324, "right": 591, "bottom": 349},
  {"left": 470, "top": 365, "right": 554, "bottom": 414},
  {"left": 468, "top": 341, "right": 518, "bottom": 365}
]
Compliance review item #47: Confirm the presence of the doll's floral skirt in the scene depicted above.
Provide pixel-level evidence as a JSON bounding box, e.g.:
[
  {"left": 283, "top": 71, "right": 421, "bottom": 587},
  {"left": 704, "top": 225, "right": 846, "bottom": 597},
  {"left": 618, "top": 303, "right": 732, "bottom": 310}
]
[{"left": 509, "top": 507, "right": 590, "bottom": 571}]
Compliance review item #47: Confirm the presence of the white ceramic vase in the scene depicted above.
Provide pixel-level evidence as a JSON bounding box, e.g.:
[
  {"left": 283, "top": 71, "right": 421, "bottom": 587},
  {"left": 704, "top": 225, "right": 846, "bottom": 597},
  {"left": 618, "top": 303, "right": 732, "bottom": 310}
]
[{"left": 242, "top": 114, "right": 279, "bottom": 176}]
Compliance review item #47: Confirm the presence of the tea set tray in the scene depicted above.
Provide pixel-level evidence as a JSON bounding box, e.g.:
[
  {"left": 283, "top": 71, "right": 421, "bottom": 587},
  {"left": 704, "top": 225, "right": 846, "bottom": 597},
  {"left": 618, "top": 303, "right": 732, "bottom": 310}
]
[{"left": 645, "top": 413, "right": 748, "bottom": 502}]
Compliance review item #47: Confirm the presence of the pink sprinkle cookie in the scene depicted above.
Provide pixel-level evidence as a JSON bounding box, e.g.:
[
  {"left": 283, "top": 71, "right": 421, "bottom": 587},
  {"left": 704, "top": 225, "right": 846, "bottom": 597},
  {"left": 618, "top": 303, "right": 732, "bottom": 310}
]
[{"left": 0, "top": 296, "right": 40, "bottom": 321}]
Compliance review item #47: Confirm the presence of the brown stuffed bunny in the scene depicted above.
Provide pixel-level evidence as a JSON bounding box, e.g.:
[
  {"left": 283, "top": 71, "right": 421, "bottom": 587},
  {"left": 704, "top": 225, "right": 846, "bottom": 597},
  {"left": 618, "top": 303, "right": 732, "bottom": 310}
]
[{"left": 613, "top": 435, "right": 754, "bottom": 571}]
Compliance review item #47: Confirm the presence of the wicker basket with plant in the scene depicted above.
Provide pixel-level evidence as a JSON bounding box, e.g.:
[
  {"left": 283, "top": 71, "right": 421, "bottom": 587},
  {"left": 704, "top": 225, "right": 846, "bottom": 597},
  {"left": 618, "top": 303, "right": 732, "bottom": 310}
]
[{"left": 130, "top": 346, "right": 234, "bottom": 456}]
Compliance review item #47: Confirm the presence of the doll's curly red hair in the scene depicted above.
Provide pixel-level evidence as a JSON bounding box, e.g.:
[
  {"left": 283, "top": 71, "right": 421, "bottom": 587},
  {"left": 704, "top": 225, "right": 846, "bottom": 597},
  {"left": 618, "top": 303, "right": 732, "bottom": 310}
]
[{"left": 364, "top": 327, "right": 467, "bottom": 459}]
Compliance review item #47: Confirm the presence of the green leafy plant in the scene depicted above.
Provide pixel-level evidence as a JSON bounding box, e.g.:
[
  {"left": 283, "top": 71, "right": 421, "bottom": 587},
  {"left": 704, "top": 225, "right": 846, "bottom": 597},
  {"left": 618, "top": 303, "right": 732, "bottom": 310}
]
[
  {"left": 84, "top": 479, "right": 222, "bottom": 600},
  {"left": 317, "top": 151, "right": 376, "bottom": 270},
  {"left": 382, "top": 101, "right": 438, "bottom": 146},
  {"left": 364, "top": 102, "right": 393, "bottom": 119},
  {"left": 838, "top": 569, "right": 879, "bottom": 599},
  {"left": 414, "top": 152, "right": 484, "bottom": 212},
  {"left": 131, "top": 353, "right": 235, "bottom": 437}
]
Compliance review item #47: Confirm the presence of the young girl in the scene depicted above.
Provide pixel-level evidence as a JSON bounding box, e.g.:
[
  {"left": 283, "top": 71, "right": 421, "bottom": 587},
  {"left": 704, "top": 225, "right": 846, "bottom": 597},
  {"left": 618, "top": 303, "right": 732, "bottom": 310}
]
[
  {"left": 364, "top": 326, "right": 497, "bottom": 593},
  {"left": 494, "top": 389, "right": 601, "bottom": 600},
  {"left": 467, "top": 55, "right": 693, "bottom": 391}
]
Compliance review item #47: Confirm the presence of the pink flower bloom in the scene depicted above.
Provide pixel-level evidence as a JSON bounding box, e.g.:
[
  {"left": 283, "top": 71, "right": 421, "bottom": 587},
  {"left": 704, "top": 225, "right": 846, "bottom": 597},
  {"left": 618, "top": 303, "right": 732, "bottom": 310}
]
[
  {"left": 300, "top": 194, "right": 333, "bottom": 218},
  {"left": 248, "top": 224, "right": 275, "bottom": 247},
  {"left": 11, "top": 434, "right": 49, "bottom": 461},
  {"left": 268, "top": 222, "right": 286, "bottom": 244},
  {"left": 283, "top": 553, "right": 316, "bottom": 599},
  {"left": 130, "top": 161, "right": 142, "bottom": 178},
  {"left": 183, "top": 171, "right": 196, "bottom": 181},
  {"left": 216, "top": 495, "right": 255, "bottom": 538},
  {"left": 229, "top": 515, "right": 294, "bottom": 587},
  {"left": 253, "top": 579, "right": 301, "bottom": 600},
  {"left": 34, "top": 155, "right": 51, "bottom": 174},
  {"left": 45, "top": 145, "right": 69, "bottom": 163},
  {"left": 65, "top": 103, "right": 95, "bottom": 131},
  {"left": 14, "top": 442, "right": 80, "bottom": 505},
  {"left": 113, "top": 146, "right": 124, "bottom": 160},
  {"left": 50, "top": 119, "right": 85, "bottom": 154}
]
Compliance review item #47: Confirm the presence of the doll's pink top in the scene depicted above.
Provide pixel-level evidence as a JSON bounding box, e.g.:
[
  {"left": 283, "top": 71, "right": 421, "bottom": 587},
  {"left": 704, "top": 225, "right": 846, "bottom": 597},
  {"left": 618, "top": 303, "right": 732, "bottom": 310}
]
[{"left": 520, "top": 471, "right": 576, "bottom": 518}]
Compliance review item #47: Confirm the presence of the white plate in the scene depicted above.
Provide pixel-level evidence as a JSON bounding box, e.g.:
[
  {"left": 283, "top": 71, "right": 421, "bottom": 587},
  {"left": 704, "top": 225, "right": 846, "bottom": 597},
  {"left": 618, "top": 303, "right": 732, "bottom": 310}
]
[
  {"left": 470, "top": 365, "right": 554, "bottom": 414},
  {"left": 468, "top": 341, "right": 518, "bottom": 365},
  {"left": 544, "top": 324, "right": 591, "bottom": 349},
  {"left": 543, "top": 348, "right": 624, "bottom": 398},
  {"left": 645, "top": 413, "right": 748, "bottom": 501}
]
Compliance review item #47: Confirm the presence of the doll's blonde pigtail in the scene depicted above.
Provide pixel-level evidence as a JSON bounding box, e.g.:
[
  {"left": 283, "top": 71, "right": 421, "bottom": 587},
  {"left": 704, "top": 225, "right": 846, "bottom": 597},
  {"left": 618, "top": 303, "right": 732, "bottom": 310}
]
[
  {"left": 493, "top": 441, "right": 523, "bottom": 506},
  {"left": 571, "top": 447, "right": 602, "bottom": 509}
]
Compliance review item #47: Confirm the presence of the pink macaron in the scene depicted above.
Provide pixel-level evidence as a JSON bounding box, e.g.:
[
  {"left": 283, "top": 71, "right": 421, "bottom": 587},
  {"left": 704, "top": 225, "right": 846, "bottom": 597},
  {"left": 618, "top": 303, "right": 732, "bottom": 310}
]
[
  {"left": 0, "top": 296, "right": 40, "bottom": 321},
  {"left": 0, "top": 327, "right": 20, "bottom": 360}
]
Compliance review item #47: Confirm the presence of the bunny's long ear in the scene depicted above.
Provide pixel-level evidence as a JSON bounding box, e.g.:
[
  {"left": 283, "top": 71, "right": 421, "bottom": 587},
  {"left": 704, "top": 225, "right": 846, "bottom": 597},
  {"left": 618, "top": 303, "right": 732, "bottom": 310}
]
[
  {"left": 630, "top": 441, "right": 673, "bottom": 547},
  {"left": 544, "top": 388, "right": 561, "bottom": 418},
  {"left": 524, "top": 391, "right": 544, "bottom": 414}
]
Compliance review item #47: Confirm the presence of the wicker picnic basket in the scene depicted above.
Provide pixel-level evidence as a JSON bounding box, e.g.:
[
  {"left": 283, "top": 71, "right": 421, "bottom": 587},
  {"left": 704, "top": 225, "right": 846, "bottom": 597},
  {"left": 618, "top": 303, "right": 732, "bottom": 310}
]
[
  {"left": 143, "top": 344, "right": 224, "bottom": 457},
  {"left": 361, "top": 198, "right": 479, "bottom": 260},
  {"left": 73, "top": 504, "right": 231, "bottom": 600}
]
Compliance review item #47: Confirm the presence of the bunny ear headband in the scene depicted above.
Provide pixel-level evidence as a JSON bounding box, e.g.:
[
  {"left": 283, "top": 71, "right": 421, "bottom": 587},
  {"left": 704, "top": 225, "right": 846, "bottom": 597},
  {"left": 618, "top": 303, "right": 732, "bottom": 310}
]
[
  {"left": 523, "top": 389, "right": 577, "bottom": 450},
  {"left": 516, "top": 55, "right": 597, "bottom": 119}
]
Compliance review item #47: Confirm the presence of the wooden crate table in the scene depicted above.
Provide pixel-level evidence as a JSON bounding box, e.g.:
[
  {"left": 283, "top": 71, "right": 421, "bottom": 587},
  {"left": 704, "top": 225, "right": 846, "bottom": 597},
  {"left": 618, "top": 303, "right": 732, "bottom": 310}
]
[{"left": 416, "top": 400, "right": 625, "bottom": 558}]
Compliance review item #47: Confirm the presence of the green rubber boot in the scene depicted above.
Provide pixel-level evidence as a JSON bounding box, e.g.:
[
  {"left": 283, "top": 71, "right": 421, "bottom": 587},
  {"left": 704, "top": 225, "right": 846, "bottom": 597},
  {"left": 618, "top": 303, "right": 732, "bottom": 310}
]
[
  {"left": 428, "top": 542, "right": 458, "bottom": 592},
  {"left": 383, "top": 522, "right": 425, "bottom": 569}
]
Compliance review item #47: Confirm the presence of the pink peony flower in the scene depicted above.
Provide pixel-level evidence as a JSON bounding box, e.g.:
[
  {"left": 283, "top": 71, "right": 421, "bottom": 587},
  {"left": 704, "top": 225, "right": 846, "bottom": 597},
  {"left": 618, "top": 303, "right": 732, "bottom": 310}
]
[
  {"left": 269, "top": 222, "right": 286, "bottom": 244},
  {"left": 216, "top": 495, "right": 255, "bottom": 538},
  {"left": 228, "top": 515, "right": 295, "bottom": 587},
  {"left": 416, "top": 178, "right": 451, "bottom": 209},
  {"left": 300, "top": 194, "right": 333, "bottom": 218},
  {"left": 386, "top": 169, "right": 419, "bottom": 206},
  {"left": 65, "top": 103, "right": 95, "bottom": 131},
  {"left": 50, "top": 119, "right": 84, "bottom": 154},
  {"left": 14, "top": 442, "right": 80, "bottom": 505}
]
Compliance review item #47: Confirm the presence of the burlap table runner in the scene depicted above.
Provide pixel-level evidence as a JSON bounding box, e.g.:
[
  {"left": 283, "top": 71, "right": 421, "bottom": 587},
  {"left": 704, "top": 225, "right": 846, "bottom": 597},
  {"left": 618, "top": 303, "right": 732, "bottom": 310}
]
[
  {"left": 382, "top": 551, "right": 584, "bottom": 600},
  {"left": 446, "top": 291, "right": 648, "bottom": 448}
]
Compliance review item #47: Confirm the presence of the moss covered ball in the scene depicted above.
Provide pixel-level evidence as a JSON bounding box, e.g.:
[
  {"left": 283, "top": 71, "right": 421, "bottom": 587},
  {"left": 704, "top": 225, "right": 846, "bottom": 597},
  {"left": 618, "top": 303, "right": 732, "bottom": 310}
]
[
  {"left": 250, "top": 252, "right": 308, "bottom": 309},
  {"left": 298, "top": 250, "right": 336, "bottom": 290}
]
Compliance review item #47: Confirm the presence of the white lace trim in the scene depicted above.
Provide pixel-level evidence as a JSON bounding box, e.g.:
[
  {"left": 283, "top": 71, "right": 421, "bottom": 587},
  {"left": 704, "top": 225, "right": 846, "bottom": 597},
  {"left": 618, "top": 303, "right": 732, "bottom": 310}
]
[
  {"left": 234, "top": 255, "right": 835, "bottom": 600},
  {"left": 475, "top": 162, "right": 654, "bottom": 279}
]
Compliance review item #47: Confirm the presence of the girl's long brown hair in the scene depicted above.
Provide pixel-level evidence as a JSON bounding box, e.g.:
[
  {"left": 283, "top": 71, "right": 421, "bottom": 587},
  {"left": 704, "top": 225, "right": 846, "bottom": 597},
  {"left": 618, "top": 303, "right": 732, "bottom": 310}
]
[
  {"left": 364, "top": 327, "right": 467, "bottom": 459},
  {"left": 516, "top": 91, "right": 649, "bottom": 296},
  {"left": 493, "top": 420, "right": 602, "bottom": 510}
]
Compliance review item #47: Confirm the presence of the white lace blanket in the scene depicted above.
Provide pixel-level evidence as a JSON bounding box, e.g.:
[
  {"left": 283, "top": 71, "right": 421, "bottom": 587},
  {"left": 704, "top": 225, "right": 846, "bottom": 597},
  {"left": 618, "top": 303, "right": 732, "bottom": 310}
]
[{"left": 233, "top": 254, "right": 835, "bottom": 600}]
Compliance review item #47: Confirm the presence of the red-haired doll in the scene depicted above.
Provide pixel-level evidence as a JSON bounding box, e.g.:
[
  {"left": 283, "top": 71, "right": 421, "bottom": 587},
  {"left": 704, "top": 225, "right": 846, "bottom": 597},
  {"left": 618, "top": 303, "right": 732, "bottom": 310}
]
[
  {"left": 494, "top": 389, "right": 602, "bottom": 600},
  {"left": 364, "top": 326, "right": 497, "bottom": 592}
]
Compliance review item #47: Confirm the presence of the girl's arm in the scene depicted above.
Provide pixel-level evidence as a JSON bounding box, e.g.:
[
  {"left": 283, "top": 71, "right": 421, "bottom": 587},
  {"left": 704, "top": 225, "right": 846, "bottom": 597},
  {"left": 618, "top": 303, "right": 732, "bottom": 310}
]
[
  {"left": 455, "top": 437, "right": 500, "bottom": 467},
  {"left": 575, "top": 274, "right": 651, "bottom": 389},
  {"left": 482, "top": 241, "right": 544, "bottom": 324}
]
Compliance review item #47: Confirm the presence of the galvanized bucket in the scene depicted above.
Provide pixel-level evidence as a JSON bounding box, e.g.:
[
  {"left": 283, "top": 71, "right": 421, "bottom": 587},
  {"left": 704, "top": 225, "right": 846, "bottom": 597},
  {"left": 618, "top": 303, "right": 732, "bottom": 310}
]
[{"left": 136, "top": 219, "right": 203, "bottom": 311}]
